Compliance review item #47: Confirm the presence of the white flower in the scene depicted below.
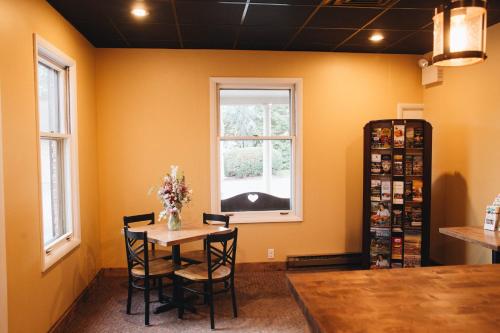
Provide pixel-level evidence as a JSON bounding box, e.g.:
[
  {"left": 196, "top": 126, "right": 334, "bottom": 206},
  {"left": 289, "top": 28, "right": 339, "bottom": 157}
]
[{"left": 170, "top": 165, "right": 178, "bottom": 179}]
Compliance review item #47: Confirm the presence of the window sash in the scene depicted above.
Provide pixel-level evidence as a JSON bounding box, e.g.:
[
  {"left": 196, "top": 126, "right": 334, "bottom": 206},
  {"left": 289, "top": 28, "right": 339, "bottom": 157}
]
[
  {"left": 219, "top": 138, "right": 296, "bottom": 214},
  {"left": 37, "top": 56, "right": 69, "bottom": 135},
  {"left": 216, "top": 85, "right": 297, "bottom": 216},
  {"left": 40, "top": 138, "right": 68, "bottom": 246},
  {"left": 218, "top": 87, "right": 295, "bottom": 138}
]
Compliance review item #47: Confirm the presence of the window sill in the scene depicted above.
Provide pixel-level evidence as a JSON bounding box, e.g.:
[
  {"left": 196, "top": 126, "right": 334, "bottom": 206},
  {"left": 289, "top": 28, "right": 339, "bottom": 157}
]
[
  {"left": 227, "top": 214, "right": 303, "bottom": 224},
  {"left": 42, "top": 237, "right": 80, "bottom": 272}
]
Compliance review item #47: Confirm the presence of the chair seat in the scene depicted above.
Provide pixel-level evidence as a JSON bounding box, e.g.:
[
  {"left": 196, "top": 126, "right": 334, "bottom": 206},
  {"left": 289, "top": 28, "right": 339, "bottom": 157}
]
[
  {"left": 175, "top": 263, "right": 231, "bottom": 281},
  {"left": 131, "top": 259, "right": 175, "bottom": 277},
  {"left": 141, "top": 249, "right": 171, "bottom": 261}
]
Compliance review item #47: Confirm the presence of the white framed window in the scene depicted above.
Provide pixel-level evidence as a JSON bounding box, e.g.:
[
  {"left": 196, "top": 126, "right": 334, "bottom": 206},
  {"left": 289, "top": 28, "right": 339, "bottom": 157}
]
[
  {"left": 210, "top": 78, "right": 303, "bottom": 223},
  {"left": 34, "top": 35, "right": 80, "bottom": 271}
]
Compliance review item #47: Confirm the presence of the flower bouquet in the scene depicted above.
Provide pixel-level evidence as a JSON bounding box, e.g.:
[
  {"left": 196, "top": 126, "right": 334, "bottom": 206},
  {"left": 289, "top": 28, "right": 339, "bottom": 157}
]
[{"left": 156, "top": 165, "right": 192, "bottom": 230}]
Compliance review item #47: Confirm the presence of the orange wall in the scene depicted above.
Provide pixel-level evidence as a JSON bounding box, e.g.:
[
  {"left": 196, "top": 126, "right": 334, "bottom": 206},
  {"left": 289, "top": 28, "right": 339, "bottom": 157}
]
[
  {"left": 96, "top": 49, "right": 423, "bottom": 267},
  {"left": 425, "top": 24, "right": 500, "bottom": 265},
  {"left": 0, "top": 0, "right": 100, "bottom": 332}
]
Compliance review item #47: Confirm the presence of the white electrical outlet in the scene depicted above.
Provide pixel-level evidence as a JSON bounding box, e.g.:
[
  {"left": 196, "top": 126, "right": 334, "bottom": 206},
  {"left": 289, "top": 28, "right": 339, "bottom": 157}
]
[{"left": 267, "top": 248, "right": 275, "bottom": 259}]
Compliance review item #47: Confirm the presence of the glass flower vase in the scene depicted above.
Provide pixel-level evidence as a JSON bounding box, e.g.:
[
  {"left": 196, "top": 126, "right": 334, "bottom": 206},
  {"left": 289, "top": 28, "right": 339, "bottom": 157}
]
[{"left": 167, "top": 211, "right": 182, "bottom": 231}]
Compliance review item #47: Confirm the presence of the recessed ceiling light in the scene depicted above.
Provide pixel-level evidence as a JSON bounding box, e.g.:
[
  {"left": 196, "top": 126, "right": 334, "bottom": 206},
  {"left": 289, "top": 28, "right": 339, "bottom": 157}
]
[
  {"left": 131, "top": 7, "right": 149, "bottom": 17},
  {"left": 369, "top": 33, "right": 384, "bottom": 42}
]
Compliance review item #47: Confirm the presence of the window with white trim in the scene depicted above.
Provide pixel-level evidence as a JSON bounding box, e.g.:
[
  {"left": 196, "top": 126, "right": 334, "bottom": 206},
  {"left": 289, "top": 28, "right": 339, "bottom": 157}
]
[
  {"left": 35, "top": 35, "right": 80, "bottom": 271},
  {"left": 210, "top": 78, "right": 303, "bottom": 223}
]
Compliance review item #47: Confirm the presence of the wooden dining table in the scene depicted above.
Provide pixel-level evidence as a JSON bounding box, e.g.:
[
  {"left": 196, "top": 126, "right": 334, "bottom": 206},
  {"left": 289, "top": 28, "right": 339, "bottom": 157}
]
[{"left": 126, "top": 223, "right": 230, "bottom": 313}]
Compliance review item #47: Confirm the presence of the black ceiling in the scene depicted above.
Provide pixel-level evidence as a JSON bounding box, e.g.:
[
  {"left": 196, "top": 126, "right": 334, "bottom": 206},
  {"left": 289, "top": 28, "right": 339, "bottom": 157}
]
[{"left": 47, "top": 0, "right": 500, "bottom": 54}]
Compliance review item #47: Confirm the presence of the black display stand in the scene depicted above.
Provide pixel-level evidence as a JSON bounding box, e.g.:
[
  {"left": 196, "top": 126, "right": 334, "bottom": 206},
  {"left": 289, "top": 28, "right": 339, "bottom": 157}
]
[{"left": 362, "top": 119, "right": 432, "bottom": 269}]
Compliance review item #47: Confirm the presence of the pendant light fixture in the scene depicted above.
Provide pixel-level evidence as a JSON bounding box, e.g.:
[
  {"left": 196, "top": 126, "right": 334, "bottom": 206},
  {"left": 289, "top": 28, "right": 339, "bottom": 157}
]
[{"left": 432, "top": 0, "right": 488, "bottom": 67}]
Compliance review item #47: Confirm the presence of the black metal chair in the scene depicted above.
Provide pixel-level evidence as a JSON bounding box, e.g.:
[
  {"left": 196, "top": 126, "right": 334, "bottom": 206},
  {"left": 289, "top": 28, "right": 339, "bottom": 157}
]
[
  {"left": 181, "top": 213, "right": 230, "bottom": 264},
  {"left": 124, "top": 227, "right": 176, "bottom": 326},
  {"left": 175, "top": 228, "right": 238, "bottom": 330},
  {"left": 123, "top": 212, "right": 171, "bottom": 260}
]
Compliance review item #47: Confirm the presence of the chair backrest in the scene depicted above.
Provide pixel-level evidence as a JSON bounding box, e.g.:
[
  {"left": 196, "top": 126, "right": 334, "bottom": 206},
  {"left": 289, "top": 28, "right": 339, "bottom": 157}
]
[
  {"left": 123, "top": 212, "right": 155, "bottom": 227},
  {"left": 206, "top": 228, "right": 238, "bottom": 281},
  {"left": 123, "top": 226, "right": 150, "bottom": 277},
  {"left": 203, "top": 213, "right": 230, "bottom": 228}
]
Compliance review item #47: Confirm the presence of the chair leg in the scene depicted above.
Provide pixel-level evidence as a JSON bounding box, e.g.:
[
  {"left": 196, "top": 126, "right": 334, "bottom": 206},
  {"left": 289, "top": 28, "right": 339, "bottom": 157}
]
[
  {"left": 144, "top": 278, "right": 150, "bottom": 326},
  {"left": 126, "top": 278, "right": 133, "bottom": 315},
  {"left": 177, "top": 278, "right": 184, "bottom": 319},
  {"left": 208, "top": 282, "right": 215, "bottom": 330},
  {"left": 203, "top": 282, "right": 208, "bottom": 304},
  {"left": 158, "top": 278, "right": 163, "bottom": 301},
  {"left": 230, "top": 279, "right": 238, "bottom": 318}
]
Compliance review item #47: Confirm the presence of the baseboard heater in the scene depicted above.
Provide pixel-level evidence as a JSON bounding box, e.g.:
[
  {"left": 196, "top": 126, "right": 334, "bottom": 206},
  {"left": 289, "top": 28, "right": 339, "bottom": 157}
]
[{"left": 286, "top": 252, "right": 362, "bottom": 271}]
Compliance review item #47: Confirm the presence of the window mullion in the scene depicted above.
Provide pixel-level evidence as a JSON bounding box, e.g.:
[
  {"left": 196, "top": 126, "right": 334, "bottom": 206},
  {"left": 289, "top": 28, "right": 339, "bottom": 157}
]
[{"left": 40, "top": 132, "right": 70, "bottom": 139}]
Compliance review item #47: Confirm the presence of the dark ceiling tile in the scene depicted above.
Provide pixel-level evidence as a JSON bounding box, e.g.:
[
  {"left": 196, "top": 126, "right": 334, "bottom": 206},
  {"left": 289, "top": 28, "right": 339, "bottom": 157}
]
[
  {"left": 488, "top": 9, "right": 500, "bottom": 26},
  {"left": 239, "top": 26, "right": 296, "bottom": 43},
  {"left": 46, "top": 0, "right": 449, "bottom": 53},
  {"left": 176, "top": 1, "right": 245, "bottom": 25},
  {"left": 176, "top": 0, "right": 244, "bottom": 2},
  {"left": 181, "top": 25, "right": 239, "bottom": 43},
  {"left": 128, "top": 40, "right": 181, "bottom": 48},
  {"left": 101, "top": 0, "right": 175, "bottom": 24},
  {"left": 336, "top": 44, "right": 384, "bottom": 53},
  {"left": 48, "top": 0, "right": 175, "bottom": 24},
  {"left": 117, "top": 23, "right": 178, "bottom": 41},
  {"left": 488, "top": 1, "right": 500, "bottom": 10},
  {"left": 309, "top": 7, "right": 383, "bottom": 28},
  {"left": 183, "top": 40, "right": 235, "bottom": 49},
  {"left": 293, "top": 28, "right": 354, "bottom": 45},
  {"left": 250, "top": 0, "right": 322, "bottom": 4},
  {"left": 384, "top": 30, "right": 433, "bottom": 54},
  {"left": 237, "top": 42, "right": 287, "bottom": 50},
  {"left": 238, "top": 26, "right": 296, "bottom": 49},
  {"left": 393, "top": 0, "right": 443, "bottom": 9},
  {"left": 289, "top": 42, "right": 332, "bottom": 51},
  {"left": 244, "top": 4, "right": 316, "bottom": 27},
  {"left": 367, "top": 8, "right": 433, "bottom": 30},
  {"left": 343, "top": 29, "right": 413, "bottom": 48},
  {"left": 70, "top": 19, "right": 125, "bottom": 46},
  {"left": 47, "top": 0, "right": 97, "bottom": 20},
  {"left": 93, "top": 40, "right": 130, "bottom": 48}
]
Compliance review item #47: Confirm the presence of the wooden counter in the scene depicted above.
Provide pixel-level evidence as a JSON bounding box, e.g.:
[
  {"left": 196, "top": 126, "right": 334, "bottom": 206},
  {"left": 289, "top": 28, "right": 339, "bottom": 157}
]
[
  {"left": 439, "top": 226, "right": 500, "bottom": 263},
  {"left": 439, "top": 226, "right": 500, "bottom": 251},
  {"left": 287, "top": 265, "right": 500, "bottom": 333}
]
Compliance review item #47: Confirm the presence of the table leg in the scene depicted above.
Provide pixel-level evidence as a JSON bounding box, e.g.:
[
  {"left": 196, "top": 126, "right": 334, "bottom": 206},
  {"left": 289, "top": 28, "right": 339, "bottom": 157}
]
[
  {"left": 154, "top": 245, "right": 196, "bottom": 314},
  {"left": 493, "top": 251, "right": 500, "bottom": 264},
  {"left": 172, "top": 245, "right": 182, "bottom": 308}
]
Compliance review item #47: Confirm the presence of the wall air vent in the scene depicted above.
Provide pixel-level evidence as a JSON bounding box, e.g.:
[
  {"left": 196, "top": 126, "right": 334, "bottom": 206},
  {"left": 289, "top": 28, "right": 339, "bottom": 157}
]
[
  {"left": 333, "top": 0, "right": 392, "bottom": 6},
  {"left": 286, "top": 252, "right": 362, "bottom": 270}
]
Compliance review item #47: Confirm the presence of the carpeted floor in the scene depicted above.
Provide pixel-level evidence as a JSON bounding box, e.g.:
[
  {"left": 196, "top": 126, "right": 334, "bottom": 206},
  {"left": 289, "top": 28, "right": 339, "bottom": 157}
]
[{"left": 58, "top": 271, "right": 308, "bottom": 332}]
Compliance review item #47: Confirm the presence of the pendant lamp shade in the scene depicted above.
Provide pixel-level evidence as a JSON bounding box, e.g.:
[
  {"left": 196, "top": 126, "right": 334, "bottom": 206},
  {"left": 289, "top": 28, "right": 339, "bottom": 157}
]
[{"left": 433, "top": 0, "right": 487, "bottom": 66}]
